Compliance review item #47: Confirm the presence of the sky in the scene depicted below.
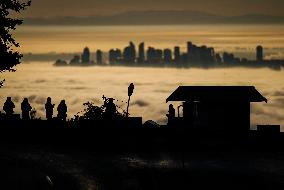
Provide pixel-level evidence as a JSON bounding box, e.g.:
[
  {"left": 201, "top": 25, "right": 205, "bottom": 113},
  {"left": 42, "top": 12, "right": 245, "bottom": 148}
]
[{"left": 22, "top": 0, "right": 284, "bottom": 18}]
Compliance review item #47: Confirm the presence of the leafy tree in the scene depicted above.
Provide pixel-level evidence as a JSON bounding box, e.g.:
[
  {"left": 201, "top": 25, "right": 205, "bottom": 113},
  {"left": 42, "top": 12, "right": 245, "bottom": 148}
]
[
  {"left": 73, "top": 96, "right": 127, "bottom": 121},
  {"left": 0, "top": 0, "right": 31, "bottom": 86}
]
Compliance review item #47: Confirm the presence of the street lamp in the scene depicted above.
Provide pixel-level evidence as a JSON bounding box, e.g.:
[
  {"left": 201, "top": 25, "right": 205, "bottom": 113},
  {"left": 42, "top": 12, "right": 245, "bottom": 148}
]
[{"left": 126, "top": 83, "right": 134, "bottom": 117}]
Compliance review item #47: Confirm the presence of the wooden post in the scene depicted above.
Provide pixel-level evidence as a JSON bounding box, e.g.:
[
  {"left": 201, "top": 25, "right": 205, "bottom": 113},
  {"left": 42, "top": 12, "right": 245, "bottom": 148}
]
[{"left": 126, "top": 95, "right": 131, "bottom": 117}]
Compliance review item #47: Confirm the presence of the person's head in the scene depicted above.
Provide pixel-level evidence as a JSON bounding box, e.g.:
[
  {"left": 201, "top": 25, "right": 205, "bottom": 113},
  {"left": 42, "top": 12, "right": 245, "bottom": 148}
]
[
  {"left": 7, "top": 97, "right": 11, "bottom": 101},
  {"left": 47, "top": 97, "right": 51, "bottom": 102},
  {"left": 23, "top": 98, "right": 29, "bottom": 102},
  {"left": 169, "top": 104, "right": 174, "bottom": 109},
  {"left": 109, "top": 98, "right": 114, "bottom": 103},
  {"left": 60, "top": 100, "right": 65, "bottom": 104}
]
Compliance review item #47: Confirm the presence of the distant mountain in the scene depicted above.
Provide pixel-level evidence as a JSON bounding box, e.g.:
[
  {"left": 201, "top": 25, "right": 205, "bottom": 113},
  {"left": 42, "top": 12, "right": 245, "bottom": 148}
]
[{"left": 24, "top": 10, "right": 284, "bottom": 25}]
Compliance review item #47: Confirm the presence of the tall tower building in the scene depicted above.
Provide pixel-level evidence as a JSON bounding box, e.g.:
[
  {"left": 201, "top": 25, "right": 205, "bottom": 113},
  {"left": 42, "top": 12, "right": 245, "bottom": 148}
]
[
  {"left": 123, "top": 42, "right": 136, "bottom": 64},
  {"left": 82, "top": 47, "right": 90, "bottom": 63},
  {"left": 187, "top": 41, "right": 193, "bottom": 55},
  {"left": 174, "top": 46, "right": 180, "bottom": 63},
  {"left": 147, "top": 47, "right": 155, "bottom": 63},
  {"left": 164, "top": 49, "right": 172, "bottom": 64},
  {"left": 109, "top": 49, "right": 122, "bottom": 64},
  {"left": 96, "top": 49, "right": 103, "bottom": 65},
  {"left": 256, "top": 45, "right": 263, "bottom": 63},
  {"left": 138, "top": 42, "right": 145, "bottom": 63}
]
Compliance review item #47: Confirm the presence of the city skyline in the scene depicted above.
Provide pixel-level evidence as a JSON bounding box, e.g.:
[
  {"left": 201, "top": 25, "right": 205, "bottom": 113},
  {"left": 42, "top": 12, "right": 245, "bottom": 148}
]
[{"left": 54, "top": 41, "right": 284, "bottom": 70}]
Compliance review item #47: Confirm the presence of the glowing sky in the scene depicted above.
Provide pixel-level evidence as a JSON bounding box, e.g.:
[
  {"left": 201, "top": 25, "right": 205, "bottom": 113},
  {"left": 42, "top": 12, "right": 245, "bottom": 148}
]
[{"left": 23, "top": 0, "right": 284, "bottom": 18}]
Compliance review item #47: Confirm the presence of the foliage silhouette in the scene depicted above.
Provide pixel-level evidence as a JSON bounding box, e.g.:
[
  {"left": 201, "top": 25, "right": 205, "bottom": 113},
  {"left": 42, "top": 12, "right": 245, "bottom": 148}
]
[
  {"left": 30, "top": 107, "right": 41, "bottom": 120},
  {"left": 0, "top": 0, "right": 31, "bottom": 85},
  {"left": 73, "top": 96, "right": 128, "bottom": 121}
]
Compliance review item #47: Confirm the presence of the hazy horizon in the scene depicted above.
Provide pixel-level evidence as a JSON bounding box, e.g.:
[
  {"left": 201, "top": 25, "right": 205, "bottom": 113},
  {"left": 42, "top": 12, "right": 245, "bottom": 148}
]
[
  {"left": 22, "top": 0, "right": 284, "bottom": 18},
  {"left": 14, "top": 24, "right": 284, "bottom": 62}
]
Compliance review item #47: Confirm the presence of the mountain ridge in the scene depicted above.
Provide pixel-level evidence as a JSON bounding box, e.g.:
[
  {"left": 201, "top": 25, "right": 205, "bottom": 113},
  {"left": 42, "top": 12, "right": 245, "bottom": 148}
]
[{"left": 24, "top": 10, "right": 284, "bottom": 25}]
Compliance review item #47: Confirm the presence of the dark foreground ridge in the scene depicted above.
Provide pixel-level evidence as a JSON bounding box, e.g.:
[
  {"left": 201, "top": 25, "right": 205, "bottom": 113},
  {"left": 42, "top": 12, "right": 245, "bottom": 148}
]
[
  {"left": 0, "top": 85, "right": 282, "bottom": 150},
  {"left": 2, "top": 85, "right": 284, "bottom": 190}
]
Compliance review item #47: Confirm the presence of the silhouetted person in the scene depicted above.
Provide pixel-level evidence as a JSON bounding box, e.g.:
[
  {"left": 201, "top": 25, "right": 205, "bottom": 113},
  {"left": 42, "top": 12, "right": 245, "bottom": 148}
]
[
  {"left": 3, "top": 97, "right": 15, "bottom": 117},
  {"left": 167, "top": 104, "right": 175, "bottom": 126},
  {"left": 21, "top": 98, "right": 32, "bottom": 120},
  {"left": 167, "top": 104, "right": 175, "bottom": 118},
  {"left": 105, "top": 98, "right": 116, "bottom": 118},
  {"left": 57, "top": 100, "right": 67, "bottom": 121},
  {"left": 45, "top": 97, "right": 55, "bottom": 120}
]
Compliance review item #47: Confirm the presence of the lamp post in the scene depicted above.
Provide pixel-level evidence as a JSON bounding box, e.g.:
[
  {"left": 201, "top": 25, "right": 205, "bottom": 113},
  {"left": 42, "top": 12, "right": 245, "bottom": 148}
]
[{"left": 126, "top": 83, "right": 134, "bottom": 117}]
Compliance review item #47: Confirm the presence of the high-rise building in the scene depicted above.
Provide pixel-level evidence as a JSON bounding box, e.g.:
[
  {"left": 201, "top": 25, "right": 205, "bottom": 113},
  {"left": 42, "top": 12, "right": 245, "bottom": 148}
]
[
  {"left": 96, "top": 49, "right": 103, "bottom": 65},
  {"left": 81, "top": 47, "right": 90, "bottom": 63},
  {"left": 187, "top": 42, "right": 216, "bottom": 65},
  {"left": 156, "top": 49, "right": 163, "bottom": 63},
  {"left": 187, "top": 41, "right": 193, "bottom": 63},
  {"left": 146, "top": 47, "right": 163, "bottom": 64},
  {"left": 200, "top": 46, "right": 213, "bottom": 64},
  {"left": 138, "top": 42, "right": 145, "bottom": 63},
  {"left": 187, "top": 42, "right": 193, "bottom": 55},
  {"left": 109, "top": 49, "right": 115, "bottom": 64},
  {"left": 174, "top": 46, "right": 180, "bottom": 63},
  {"left": 123, "top": 42, "right": 136, "bottom": 64},
  {"left": 256, "top": 45, "right": 263, "bottom": 63},
  {"left": 164, "top": 49, "right": 172, "bottom": 64},
  {"left": 109, "top": 49, "right": 122, "bottom": 64},
  {"left": 147, "top": 47, "right": 155, "bottom": 63},
  {"left": 223, "top": 52, "right": 235, "bottom": 64}
]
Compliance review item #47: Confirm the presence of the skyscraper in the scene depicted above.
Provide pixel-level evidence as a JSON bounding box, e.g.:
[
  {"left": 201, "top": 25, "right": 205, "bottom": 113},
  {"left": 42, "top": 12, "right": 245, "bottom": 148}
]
[
  {"left": 123, "top": 42, "right": 136, "bottom": 64},
  {"left": 164, "top": 49, "right": 172, "bottom": 64},
  {"left": 82, "top": 47, "right": 90, "bottom": 63},
  {"left": 138, "top": 42, "right": 145, "bottom": 63},
  {"left": 174, "top": 46, "right": 180, "bottom": 64},
  {"left": 109, "top": 49, "right": 122, "bottom": 64},
  {"left": 187, "top": 42, "right": 193, "bottom": 55},
  {"left": 256, "top": 45, "right": 263, "bottom": 63},
  {"left": 156, "top": 49, "right": 163, "bottom": 64},
  {"left": 96, "top": 49, "right": 103, "bottom": 65},
  {"left": 147, "top": 47, "right": 155, "bottom": 63}
]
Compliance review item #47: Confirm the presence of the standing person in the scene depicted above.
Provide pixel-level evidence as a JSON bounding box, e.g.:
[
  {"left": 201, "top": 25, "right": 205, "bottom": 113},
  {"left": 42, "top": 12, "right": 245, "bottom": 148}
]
[
  {"left": 167, "top": 104, "right": 175, "bottom": 118},
  {"left": 57, "top": 100, "right": 67, "bottom": 121},
  {"left": 3, "top": 97, "right": 15, "bottom": 117},
  {"left": 21, "top": 98, "right": 32, "bottom": 120},
  {"left": 45, "top": 97, "right": 55, "bottom": 120},
  {"left": 105, "top": 98, "right": 116, "bottom": 118},
  {"left": 167, "top": 104, "right": 176, "bottom": 126}
]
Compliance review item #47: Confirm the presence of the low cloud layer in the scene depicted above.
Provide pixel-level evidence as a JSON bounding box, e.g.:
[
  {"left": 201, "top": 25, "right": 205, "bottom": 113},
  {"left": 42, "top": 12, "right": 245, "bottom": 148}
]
[
  {"left": 1, "top": 63, "right": 284, "bottom": 130},
  {"left": 131, "top": 100, "right": 150, "bottom": 107}
]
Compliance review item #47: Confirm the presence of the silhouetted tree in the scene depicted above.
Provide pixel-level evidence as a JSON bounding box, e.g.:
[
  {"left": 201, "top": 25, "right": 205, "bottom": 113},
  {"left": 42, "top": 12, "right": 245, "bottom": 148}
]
[
  {"left": 73, "top": 96, "right": 127, "bottom": 121},
  {"left": 0, "top": 0, "right": 31, "bottom": 86},
  {"left": 30, "top": 108, "right": 40, "bottom": 120}
]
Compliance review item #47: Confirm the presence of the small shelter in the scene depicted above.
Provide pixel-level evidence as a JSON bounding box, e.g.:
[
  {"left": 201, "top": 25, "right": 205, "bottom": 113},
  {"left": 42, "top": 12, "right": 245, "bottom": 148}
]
[{"left": 166, "top": 86, "right": 267, "bottom": 132}]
